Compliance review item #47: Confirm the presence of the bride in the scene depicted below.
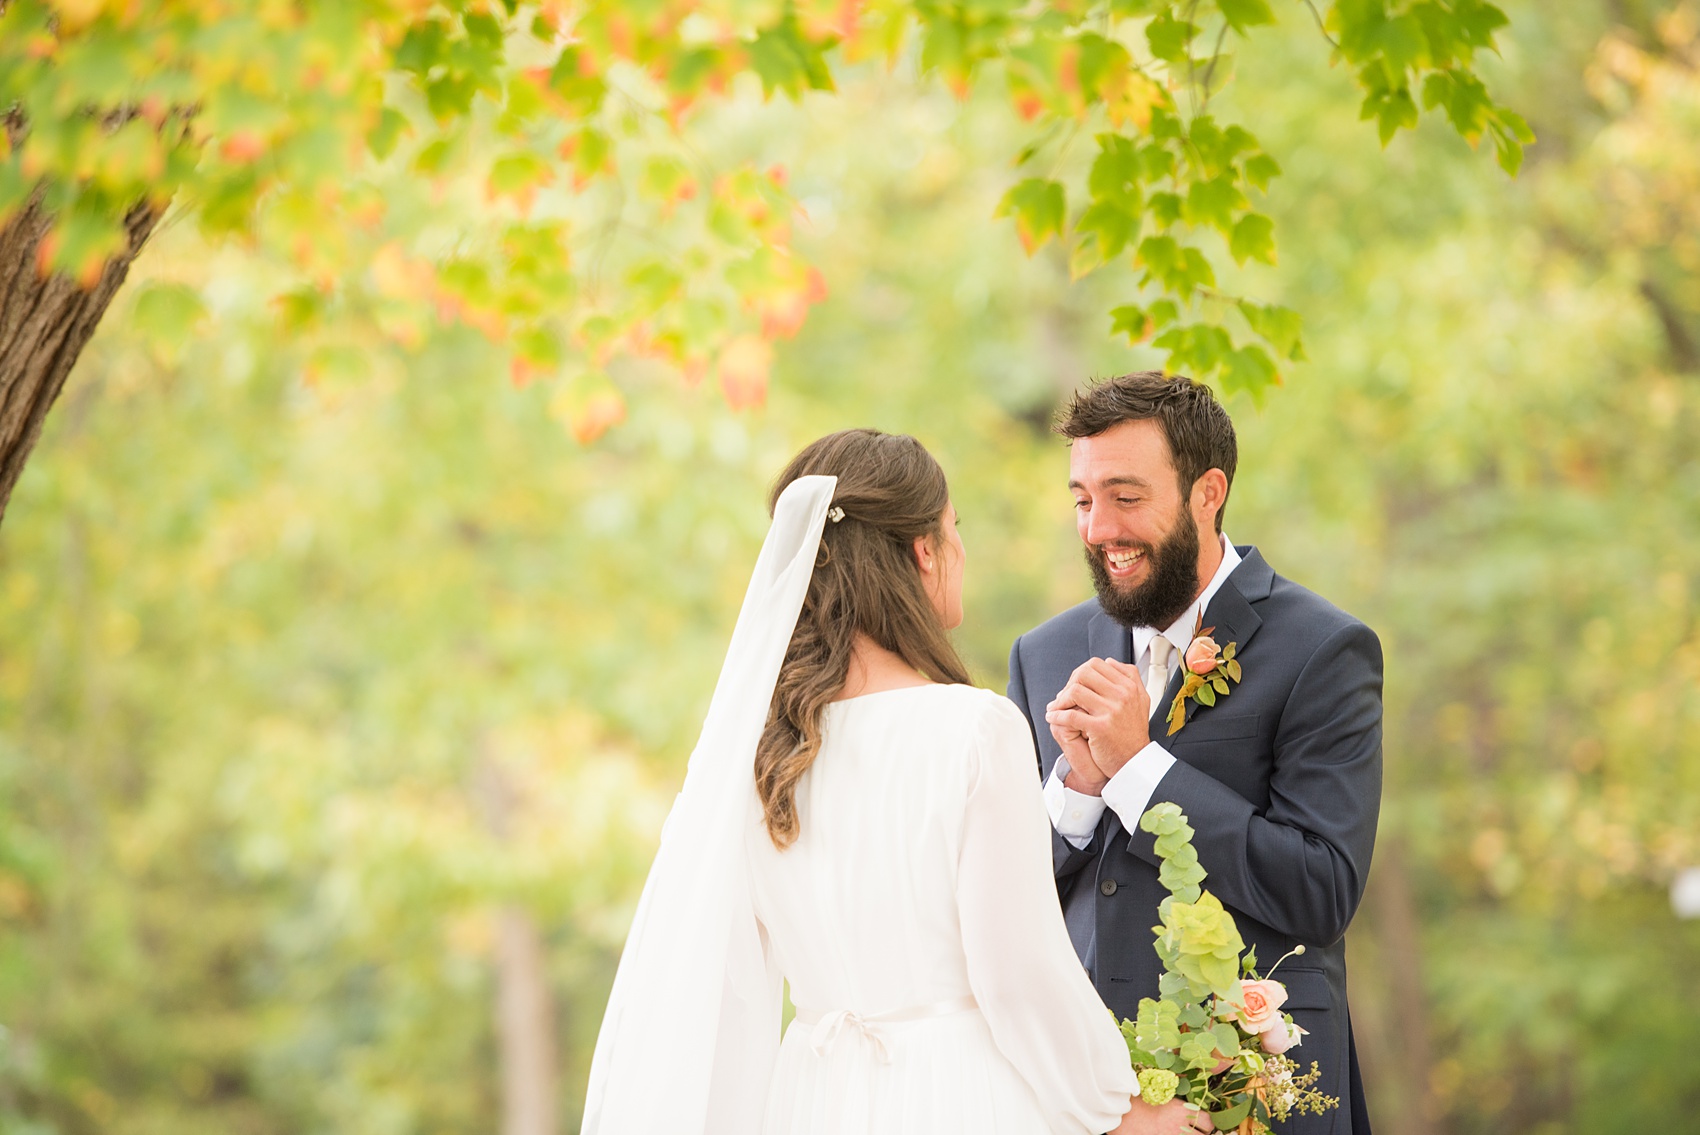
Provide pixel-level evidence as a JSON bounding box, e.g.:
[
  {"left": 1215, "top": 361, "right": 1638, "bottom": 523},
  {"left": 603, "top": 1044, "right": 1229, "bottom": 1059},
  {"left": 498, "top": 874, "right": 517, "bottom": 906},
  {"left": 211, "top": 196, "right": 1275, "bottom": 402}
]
[{"left": 583, "top": 430, "right": 1145, "bottom": 1135}]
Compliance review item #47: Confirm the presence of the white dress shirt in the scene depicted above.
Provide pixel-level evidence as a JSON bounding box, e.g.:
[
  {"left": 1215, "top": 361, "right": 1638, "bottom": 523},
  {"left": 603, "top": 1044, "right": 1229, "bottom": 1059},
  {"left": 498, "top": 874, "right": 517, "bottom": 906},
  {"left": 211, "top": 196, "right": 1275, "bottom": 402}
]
[{"left": 1043, "top": 534, "right": 1244, "bottom": 849}]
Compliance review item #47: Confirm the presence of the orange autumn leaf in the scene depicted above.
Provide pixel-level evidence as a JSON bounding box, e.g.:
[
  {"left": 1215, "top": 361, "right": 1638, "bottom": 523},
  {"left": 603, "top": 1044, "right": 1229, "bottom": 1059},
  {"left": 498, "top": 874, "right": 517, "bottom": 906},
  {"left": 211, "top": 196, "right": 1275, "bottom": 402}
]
[
  {"left": 220, "top": 131, "right": 266, "bottom": 164},
  {"left": 570, "top": 390, "right": 626, "bottom": 444},
  {"left": 717, "top": 334, "right": 772, "bottom": 410},
  {"left": 510, "top": 356, "right": 549, "bottom": 388}
]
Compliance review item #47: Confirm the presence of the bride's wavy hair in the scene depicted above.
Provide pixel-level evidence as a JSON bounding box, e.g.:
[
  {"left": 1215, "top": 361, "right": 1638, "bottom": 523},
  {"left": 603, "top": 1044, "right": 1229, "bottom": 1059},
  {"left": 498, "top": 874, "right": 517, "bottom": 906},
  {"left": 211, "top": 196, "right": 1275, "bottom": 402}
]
[{"left": 757, "top": 429, "right": 972, "bottom": 849}]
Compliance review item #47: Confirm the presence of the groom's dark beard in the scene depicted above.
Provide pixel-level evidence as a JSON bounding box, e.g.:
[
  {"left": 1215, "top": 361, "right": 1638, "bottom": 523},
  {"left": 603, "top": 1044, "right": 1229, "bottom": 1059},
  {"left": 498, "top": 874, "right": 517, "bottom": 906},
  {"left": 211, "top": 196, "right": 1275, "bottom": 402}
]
[{"left": 1086, "top": 510, "right": 1202, "bottom": 630}]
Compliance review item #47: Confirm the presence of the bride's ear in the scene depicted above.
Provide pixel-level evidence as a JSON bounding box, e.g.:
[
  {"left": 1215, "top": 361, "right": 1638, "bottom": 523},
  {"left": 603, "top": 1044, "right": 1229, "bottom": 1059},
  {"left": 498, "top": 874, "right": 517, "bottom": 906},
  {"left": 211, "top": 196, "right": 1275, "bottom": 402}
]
[{"left": 911, "top": 533, "right": 936, "bottom": 576}]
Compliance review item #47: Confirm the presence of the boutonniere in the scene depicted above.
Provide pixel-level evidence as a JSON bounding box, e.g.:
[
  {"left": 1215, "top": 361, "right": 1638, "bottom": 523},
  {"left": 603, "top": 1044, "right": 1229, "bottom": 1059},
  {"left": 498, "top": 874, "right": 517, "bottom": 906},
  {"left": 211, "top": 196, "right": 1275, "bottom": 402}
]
[{"left": 1165, "top": 614, "right": 1243, "bottom": 736}]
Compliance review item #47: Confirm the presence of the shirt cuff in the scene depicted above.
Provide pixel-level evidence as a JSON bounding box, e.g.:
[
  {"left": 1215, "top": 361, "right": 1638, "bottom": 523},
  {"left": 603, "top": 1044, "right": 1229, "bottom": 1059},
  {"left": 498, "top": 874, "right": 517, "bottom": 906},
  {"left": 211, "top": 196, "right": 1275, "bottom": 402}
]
[
  {"left": 1044, "top": 758, "right": 1107, "bottom": 850},
  {"left": 1100, "top": 742, "right": 1178, "bottom": 836}
]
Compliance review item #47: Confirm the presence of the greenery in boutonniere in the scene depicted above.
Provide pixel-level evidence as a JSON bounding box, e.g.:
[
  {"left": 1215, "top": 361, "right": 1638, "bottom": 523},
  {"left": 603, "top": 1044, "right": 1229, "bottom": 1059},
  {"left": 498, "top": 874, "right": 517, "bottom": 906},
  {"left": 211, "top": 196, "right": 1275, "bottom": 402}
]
[{"left": 1165, "top": 614, "right": 1242, "bottom": 737}]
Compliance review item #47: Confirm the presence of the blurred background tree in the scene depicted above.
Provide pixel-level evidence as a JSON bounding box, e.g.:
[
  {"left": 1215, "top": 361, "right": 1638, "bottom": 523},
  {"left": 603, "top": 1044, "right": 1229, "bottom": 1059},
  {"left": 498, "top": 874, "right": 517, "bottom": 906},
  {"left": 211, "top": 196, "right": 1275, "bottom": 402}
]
[
  {"left": 2, "top": 3, "right": 1698, "bottom": 1135},
  {"left": 0, "top": 0, "right": 1519, "bottom": 515}
]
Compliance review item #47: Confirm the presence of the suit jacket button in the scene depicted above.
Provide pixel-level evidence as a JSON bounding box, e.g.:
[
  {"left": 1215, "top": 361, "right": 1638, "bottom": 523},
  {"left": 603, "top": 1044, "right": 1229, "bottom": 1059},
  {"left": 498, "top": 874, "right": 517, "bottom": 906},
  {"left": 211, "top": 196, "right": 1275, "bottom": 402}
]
[{"left": 1100, "top": 879, "right": 1118, "bottom": 896}]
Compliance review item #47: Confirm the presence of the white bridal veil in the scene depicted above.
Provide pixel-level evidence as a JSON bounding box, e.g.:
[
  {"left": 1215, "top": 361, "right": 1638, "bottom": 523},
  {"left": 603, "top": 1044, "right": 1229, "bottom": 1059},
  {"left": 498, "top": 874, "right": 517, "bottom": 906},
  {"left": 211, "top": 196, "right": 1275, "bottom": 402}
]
[{"left": 581, "top": 474, "right": 838, "bottom": 1135}]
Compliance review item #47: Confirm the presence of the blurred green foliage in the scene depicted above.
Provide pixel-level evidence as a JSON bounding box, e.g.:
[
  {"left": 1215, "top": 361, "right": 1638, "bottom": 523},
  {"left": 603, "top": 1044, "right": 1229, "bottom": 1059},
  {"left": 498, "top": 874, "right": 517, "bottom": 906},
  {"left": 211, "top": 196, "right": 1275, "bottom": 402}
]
[
  {"left": 0, "top": 0, "right": 1521, "bottom": 425},
  {"left": 2, "top": 3, "right": 1698, "bottom": 1135}
]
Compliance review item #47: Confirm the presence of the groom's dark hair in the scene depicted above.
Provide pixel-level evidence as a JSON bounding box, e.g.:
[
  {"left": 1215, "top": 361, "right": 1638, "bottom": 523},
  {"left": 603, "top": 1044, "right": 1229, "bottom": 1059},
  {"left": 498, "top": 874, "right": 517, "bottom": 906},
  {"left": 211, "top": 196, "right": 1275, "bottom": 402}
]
[{"left": 1054, "top": 371, "right": 1238, "bottom": 534}]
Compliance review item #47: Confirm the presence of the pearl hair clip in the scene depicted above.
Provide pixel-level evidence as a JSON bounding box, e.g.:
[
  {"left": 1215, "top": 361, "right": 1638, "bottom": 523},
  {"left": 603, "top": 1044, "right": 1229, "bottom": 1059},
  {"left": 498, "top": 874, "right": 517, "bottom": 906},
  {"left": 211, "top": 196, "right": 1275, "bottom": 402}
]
[{"left": 825, "top": 506, "right": 845, "bottom": 524}]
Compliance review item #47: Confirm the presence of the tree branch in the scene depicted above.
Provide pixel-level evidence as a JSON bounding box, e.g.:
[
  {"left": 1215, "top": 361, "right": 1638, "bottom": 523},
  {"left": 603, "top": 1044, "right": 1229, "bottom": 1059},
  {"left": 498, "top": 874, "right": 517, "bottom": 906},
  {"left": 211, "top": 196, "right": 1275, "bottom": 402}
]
[
  {"left": 1640, "top": 278, "right": 1700, "bottom": 372},
  {"left": 1302, "top": 0, "right": 1342, "bottom": 50}
]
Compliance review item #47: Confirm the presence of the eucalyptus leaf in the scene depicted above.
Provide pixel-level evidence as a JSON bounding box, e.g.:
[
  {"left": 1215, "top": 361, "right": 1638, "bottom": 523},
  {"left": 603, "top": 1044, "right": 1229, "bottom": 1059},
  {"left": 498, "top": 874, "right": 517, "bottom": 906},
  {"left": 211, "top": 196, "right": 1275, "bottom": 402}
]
[{"left": 1211, "top": 1098, "right": 1253, "bottom": 1130}]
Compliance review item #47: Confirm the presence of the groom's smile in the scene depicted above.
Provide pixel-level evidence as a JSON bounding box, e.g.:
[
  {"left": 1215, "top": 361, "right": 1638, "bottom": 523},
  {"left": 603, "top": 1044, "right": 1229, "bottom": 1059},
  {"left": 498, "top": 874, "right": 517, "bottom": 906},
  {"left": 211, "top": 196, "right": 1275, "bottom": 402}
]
[{"left": 1102, "top": 545, "right": 1147, "bottom": 578}]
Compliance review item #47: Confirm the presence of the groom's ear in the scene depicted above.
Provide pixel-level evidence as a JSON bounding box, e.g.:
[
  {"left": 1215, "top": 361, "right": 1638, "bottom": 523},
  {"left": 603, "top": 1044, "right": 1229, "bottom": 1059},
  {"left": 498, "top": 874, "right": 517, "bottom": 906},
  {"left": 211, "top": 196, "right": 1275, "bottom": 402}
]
[{"left": 1191, "top": 468, "right": 1230, "bottom": 529}]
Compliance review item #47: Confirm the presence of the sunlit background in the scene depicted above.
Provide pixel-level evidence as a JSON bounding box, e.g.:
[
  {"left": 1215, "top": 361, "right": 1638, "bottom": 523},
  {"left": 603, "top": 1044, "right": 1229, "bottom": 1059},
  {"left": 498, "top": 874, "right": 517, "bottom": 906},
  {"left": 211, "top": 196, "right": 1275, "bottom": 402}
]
[{"left": 3, "top": 3, "right": 1698, "bottom": 1135}]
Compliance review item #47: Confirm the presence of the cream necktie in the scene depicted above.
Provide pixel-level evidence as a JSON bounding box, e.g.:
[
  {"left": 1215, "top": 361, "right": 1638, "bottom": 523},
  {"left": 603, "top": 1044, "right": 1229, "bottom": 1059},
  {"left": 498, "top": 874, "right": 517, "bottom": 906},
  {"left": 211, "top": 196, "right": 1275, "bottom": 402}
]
[{"left": 1146, "top": 636, "right": 1174, "bottom": 712}]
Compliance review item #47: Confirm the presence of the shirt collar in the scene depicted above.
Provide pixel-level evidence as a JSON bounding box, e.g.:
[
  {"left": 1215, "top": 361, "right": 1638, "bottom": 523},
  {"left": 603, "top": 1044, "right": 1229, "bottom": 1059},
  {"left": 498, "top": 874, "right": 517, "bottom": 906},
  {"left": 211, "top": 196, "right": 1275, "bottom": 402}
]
[{"left": 1130, "top": 532, "right": 1243, "bottom": 661}]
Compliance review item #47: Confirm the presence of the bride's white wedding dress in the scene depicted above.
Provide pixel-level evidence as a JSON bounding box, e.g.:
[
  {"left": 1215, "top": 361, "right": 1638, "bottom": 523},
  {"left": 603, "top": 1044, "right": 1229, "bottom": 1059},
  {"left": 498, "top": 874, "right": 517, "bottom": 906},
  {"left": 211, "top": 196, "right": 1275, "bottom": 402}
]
[
  {"left": 582, "top": 476, "right": 1133, "bottom": 1135},
  {"left": 749, "top": 683, "right": 1136, "bottom": 1135}
]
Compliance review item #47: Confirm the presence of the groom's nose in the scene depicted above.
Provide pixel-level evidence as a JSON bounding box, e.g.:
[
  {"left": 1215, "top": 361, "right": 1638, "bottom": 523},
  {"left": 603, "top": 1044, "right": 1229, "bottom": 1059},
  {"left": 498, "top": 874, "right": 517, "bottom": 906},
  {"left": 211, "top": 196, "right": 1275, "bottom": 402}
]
[{"left": 1081, "top": 504, "right": 1122, "bottom": 547}]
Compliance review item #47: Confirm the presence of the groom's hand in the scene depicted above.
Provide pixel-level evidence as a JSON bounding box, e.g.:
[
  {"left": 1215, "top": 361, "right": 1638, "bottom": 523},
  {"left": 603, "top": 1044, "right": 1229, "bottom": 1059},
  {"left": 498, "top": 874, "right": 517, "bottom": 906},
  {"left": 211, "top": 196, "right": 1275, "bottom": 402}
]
[
  {"left": 1045, "top": 658, "right": 1151, "bottom": 780},
  {"left": 1107, "top": 1098, "right": 1214, "bottom": 1135},
  {"left": 1050, "top": 721, "right": 1109, "bottom": 796}
]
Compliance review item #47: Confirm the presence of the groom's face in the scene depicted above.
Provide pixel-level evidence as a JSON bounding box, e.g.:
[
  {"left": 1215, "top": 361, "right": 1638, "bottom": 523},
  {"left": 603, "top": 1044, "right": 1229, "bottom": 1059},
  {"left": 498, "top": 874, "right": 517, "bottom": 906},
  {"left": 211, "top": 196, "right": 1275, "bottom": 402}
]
[{"left": 1069, "top": 420, "right": 1202, "bottom": 630}]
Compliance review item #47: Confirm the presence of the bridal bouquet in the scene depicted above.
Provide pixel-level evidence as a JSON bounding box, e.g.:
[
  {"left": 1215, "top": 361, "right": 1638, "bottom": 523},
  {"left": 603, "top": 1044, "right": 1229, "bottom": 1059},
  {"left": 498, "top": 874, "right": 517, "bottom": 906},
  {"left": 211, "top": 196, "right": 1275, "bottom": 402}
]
[{"left": 1120, "top": 804, "right": 1339, "bottom": 1134}]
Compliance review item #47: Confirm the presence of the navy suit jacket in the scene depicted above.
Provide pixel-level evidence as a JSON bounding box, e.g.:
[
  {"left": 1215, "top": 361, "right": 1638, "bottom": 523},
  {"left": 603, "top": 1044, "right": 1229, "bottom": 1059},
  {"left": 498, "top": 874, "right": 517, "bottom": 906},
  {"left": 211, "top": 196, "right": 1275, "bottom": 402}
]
[{"left": 1007, "top": 547, "right": 1381, "bottom": 1135}]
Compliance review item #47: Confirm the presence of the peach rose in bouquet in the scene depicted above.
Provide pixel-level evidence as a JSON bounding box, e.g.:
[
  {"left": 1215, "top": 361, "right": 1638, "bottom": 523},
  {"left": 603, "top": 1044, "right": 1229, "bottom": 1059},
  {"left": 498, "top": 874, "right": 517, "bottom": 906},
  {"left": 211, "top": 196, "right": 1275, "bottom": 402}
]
[
  {"left": 1225, "top": 978, "right": 1286, "bottom": 1033},
  {"left": 1259, "top": 1016, "right": 1307, "bottom": 1055}
]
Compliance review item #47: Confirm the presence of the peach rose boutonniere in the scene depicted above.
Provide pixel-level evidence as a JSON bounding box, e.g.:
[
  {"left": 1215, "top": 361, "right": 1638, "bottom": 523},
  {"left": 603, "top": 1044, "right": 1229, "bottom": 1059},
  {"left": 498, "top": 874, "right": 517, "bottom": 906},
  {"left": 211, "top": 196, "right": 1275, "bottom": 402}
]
[{"left": 1165, "top": 614, "right": 1244, "bottom": 736}]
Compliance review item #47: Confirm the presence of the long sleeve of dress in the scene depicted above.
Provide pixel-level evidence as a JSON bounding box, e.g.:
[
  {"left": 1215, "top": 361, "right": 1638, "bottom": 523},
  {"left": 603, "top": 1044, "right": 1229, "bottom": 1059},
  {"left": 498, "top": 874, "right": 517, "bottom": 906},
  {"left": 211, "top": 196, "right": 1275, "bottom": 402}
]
[{"left": 956, "top": 696, "right": 1138, "bottom": 1135}]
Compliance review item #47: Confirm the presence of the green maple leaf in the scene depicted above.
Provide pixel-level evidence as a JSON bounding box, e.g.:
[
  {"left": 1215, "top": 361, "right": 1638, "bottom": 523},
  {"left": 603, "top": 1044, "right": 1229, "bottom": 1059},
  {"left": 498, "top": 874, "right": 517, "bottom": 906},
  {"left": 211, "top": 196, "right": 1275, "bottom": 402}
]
[
  {"left": 1077, "top": 201, "right": 1140, "bottom": 264},
  {"left": 1110, "top": 304, "right": 1152, "bottom": 343},
  {"left": 998, "top": 179, "right": 1067, "bottom": 253},
  {"left": 1237, "top": 301, "right": 1302, "bottom": 358},
  {"left": 1089, "top": 135, "right": 1145, "bottom": 208},
  {"left": 748, "top": 15, "right": 836, "bottom": 98},
  {"left": 1218, "top": 0, "right": 1276, "bottom": 33},
  {"left": 1184, "top": 176, "right": 1247, "bottom": 235},
  {"left": 1146, "top": 11, "right": 1200, "bottom": 63}
]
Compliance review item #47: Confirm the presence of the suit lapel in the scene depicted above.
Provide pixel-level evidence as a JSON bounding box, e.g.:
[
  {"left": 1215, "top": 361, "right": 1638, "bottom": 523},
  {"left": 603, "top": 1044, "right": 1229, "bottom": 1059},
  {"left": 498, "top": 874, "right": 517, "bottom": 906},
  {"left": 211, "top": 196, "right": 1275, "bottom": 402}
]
[
  {"left": 1165, "top": 546, "right": 1271, "bottom": 738},
  {"left": 1200, "top": 546, "right": 1271, "bottom": 659},
  {"left": 1087, "top": 608, "right": 1132, "bottom": 667},
  {"left": 1146, "top": 547, "right": 1272, "bottom": 737}
]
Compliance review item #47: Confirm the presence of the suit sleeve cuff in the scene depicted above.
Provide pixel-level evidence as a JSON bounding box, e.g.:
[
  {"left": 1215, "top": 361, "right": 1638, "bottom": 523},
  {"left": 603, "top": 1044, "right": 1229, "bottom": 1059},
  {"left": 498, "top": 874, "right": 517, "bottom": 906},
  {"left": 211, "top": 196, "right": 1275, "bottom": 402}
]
[
  {"left": 1101, "top": 742, "right": 1177, "bottom": 835},
  {"left": 1044, "top": 759, "right": 1106, "bottom": 849}
]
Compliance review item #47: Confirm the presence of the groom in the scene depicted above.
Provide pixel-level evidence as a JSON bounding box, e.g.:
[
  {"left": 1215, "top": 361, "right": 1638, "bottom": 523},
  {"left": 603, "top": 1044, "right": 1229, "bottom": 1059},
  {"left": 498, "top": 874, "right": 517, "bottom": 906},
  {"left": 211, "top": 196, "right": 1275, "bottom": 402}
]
[{"left": 1007, "top": 373, "right": 1381, "bottom": 1135}]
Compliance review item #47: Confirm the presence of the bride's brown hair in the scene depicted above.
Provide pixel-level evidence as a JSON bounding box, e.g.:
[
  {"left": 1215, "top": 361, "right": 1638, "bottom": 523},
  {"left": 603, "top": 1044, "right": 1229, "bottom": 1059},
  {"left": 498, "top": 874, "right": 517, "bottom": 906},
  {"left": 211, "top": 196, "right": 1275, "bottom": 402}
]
[{"left": 757, "top": 429, "right": 972, "bottom": 849}]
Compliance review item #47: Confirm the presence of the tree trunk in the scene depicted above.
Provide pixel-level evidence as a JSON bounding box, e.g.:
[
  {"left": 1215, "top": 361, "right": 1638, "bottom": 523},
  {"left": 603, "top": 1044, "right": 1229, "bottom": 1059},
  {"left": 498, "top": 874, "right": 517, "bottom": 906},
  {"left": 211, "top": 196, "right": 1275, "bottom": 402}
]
[
  {"left": 496, "top": 905, "right": 559, "bottom": 1135},
  {"left": 1358, "top": 839, "right": 1447, "bottom": 1135},
  {"left": 0, "top": 192, "right": 162, "bottom": 524},
  {"left": 474, "top": 753, "right": 560, "bottom": 1135}
]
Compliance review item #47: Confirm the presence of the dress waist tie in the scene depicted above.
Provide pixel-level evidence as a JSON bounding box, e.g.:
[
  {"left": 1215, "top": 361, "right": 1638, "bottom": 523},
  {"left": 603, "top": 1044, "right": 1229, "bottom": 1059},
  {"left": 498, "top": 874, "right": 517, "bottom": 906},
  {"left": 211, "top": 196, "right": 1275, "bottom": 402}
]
[{"left": 794, "top": 994, "right": 979, "bottom": 1065}]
